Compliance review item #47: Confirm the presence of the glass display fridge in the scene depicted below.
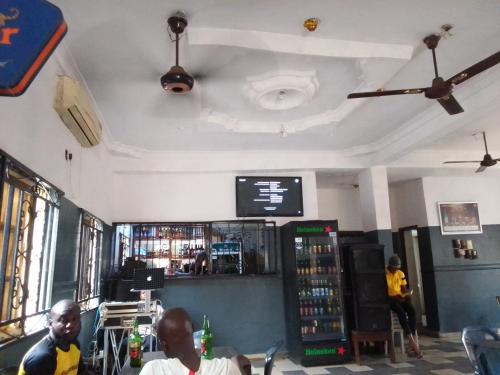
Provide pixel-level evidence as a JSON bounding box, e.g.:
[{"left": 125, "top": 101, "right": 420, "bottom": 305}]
[{"left": 281, "top": 220, "right": 350, "bottom": 366}]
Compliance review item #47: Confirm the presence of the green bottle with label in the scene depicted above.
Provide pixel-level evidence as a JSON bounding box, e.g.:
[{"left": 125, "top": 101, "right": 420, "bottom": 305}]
[
  {"left": 200, "top": 315, "right": 214, "bottom": 360},
  {"left": 128, "top": 320, "right": 143, "bottom": 367}
]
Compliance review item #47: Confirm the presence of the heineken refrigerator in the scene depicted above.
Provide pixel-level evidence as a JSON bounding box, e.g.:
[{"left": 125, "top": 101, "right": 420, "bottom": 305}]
[{"left": 281, "top": 220, "right": 350, "bottom": 366}]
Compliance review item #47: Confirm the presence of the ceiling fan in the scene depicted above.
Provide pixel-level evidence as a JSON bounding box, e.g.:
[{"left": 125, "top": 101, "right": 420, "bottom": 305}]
[
  {"left": 347, "top": 34, "right": 500, "bottom": 115},
  {"left": 160, "top": 14, "right": 194, "bottom": 93},
  {"left": 444, "top": 131, "right": 499, "bottom": 173}
]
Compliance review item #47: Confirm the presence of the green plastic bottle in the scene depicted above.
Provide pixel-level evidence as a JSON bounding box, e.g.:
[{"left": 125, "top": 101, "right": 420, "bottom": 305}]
[
  {"left": 128, "top": 320, "right": 143, "bottom": 367},
  {"left": 200, "top": 315, "right": 214, "bottom": 360}
]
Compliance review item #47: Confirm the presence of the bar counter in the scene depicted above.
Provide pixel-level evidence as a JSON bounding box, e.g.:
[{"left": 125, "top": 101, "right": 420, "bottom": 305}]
[{"left": 110, "top": 274, "right": 285, "bottom": 354}]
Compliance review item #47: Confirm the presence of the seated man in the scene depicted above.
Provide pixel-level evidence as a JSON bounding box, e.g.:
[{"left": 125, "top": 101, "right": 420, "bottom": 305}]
[
  {"left": 18, "top": 299, "right": 92, "bottom": 375},
  {"left": 140, "top": 308, "right": 251, "bottom": 375},
  {"left": 386, "top": 254, "right": 423, "bottom": 358}
]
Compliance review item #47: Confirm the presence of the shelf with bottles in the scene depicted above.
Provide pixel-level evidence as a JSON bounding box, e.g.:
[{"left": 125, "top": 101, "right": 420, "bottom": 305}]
[
  {"left": 298, "top": 298, "right": 341, "bottom": 316},
  {"left": 300, "top": 314, "right": 343, "bottom": 321},
  {"left": 302, "top": 332, "right": 345, "bottom": 342},
  {"left": 295, "top": 243, "right": 336, "bottom": 257},
  {"left": 300, "top": 319, "right": 343, "bottom": 340},
  {"left": 296, "top": 262, "right": 337, "bottom": 275},
  {"left": 297, "top": 279, "right": 339, "bottom": 298}
]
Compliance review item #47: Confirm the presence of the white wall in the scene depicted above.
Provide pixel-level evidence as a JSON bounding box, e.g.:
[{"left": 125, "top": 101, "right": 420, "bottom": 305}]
[
  {"left": 317, "top": 187, "right": 363, "bottom": 231},
  {"left": 422, "top": 176, "right": 500, "bottom": 226},
  {"left": 389, "top": 179, "right": 428, "bottom": 231},
  {"left": 0, "top": 50, "right": 113, "bottom": 223},
  {"left": 358, "top": 166, "right": 392, "bottom": 231},
  {"left": 112, "top": 170, "right": 319, "bottom": 226}
]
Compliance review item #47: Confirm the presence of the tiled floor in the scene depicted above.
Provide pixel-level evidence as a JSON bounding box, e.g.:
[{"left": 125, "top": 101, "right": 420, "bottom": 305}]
[{"left": 250, "top": 336, "right": 474, "bottom": 375}]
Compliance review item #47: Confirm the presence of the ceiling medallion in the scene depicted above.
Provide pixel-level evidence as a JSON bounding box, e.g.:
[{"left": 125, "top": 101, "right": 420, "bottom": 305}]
[{"left": 244, "top": 70, "right": 319, "bottom": 111}]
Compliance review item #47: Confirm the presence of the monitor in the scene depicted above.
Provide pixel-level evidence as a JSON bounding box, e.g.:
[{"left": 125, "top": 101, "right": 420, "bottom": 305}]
[
  {"left": 236, "top": 176, "right": 304, "bottom": 217},
  {"left": 132, "top": 268, "right": 164, "bottom": 290}
]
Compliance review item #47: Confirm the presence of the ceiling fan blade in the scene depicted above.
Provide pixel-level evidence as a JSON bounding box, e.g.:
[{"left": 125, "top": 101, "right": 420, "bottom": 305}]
[
  {"left": 437, "top": 95, "right": 464, "bottom": 115},
  {"left": 475, "top": 165, "right": 487, "bottom": 173},
  {"left": 447, "top": 51, "right": 500, "bottom": 86},
  {"left": 443, "top": 161, "right": 482, "bottom": 164},
  {"left": 347, "top": 88, "right": 426, "bottom": 99}
]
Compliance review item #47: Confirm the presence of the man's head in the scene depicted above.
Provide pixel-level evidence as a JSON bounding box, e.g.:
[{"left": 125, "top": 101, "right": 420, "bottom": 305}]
[
  {"left": 48, "top": 300, "right": 81, "bottom": 343},
  {"left": 387, "top": 254, "right": 401, "bottom": 273},
  {"left": 157, "top": 308, "right": 194, "bottom": 357}
]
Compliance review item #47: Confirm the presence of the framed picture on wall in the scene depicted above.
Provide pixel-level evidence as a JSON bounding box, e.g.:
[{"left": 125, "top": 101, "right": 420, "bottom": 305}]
[{"left": 438, "top": 202, "right": 482, "bottom": 235}]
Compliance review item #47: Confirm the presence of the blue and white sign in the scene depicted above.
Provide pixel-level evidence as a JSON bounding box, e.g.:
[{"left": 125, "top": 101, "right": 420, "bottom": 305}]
[{"left": 0, "top": 0, "right": 67, "bottom": 96}]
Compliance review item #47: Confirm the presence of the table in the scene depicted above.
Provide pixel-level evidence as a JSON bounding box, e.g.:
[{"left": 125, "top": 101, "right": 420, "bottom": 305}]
[
  {"left": 120, "top": 347, "right": 238, "bottom": 375},
  {"left": 477, "top": 341, "right": 500, "bottom": 375},
  {"left": 351, "top": 330, "right": 396, "bottom": 365}
]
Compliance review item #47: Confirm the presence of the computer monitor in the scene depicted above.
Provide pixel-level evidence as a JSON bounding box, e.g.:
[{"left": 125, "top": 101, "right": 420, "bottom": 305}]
[{"left": 132, "top": 268, "right": 164, "bottom": 290}]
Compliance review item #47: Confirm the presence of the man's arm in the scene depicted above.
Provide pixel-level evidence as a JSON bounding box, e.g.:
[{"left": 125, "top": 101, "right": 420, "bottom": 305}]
[{"left": 21, "top": 351, "right": 56, "bottom": 375}]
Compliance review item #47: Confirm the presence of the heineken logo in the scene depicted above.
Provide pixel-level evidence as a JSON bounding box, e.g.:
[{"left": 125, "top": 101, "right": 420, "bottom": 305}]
[
  {"left": 304, "top": 346, "right": 346, "bottom": 357},
  {"left": 297, "top": 225, "right": 333, "bottom": 234}
]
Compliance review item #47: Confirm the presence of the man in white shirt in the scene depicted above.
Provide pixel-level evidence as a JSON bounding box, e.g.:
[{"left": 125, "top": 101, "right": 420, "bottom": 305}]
[{"left": 140, "top": 308, "right": 251, "bottom": 375}]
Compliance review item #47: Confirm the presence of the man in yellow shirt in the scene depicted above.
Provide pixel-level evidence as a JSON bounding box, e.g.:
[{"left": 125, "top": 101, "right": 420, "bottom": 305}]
[
  {"left": 386, "top": 255, "right": 422, "bottom": 358},
  {"left": 18, "top": 300, "right": 93, "bottom": 375}
]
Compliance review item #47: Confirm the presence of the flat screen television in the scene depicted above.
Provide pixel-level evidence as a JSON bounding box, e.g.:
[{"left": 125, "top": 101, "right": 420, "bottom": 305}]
[{"left": 236, "top": 176, "right": 304, "bottom": 217}]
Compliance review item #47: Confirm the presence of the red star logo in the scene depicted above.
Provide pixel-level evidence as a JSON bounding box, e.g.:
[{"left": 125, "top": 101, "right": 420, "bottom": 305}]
[
  {"left": 338, "top": 347, "right": 346, "bottom": 356},
  {"left": 324, "top": 226, "right": 332, "bottom": 233}
]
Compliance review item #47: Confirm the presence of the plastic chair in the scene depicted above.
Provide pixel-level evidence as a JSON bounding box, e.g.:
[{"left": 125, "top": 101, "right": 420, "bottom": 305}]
[
  {"left": 391, "top": 310, "right": 405, "bottom": 355},
  {"left": 264, "top": 340, "right": 283, "bottom": 375},
  {"left": 390, "top": 310, "right": 419, "bottom": 356},
  {"left": 462, "top": 326, "right": 500, "bottom": 375}
]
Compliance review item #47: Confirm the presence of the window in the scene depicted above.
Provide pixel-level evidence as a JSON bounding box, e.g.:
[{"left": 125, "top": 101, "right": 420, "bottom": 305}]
[
  {"left": 112, "top": 221, "right": 277, "bottom": 276},
  {"left": 77, "top": 211, "right": 103, "bottom": 310},
  {"left": 210, "top": 221, "right": 277, "bottom": 274},
  {"left": 0, "top": 152, "right": 61, "bottom": 345}
]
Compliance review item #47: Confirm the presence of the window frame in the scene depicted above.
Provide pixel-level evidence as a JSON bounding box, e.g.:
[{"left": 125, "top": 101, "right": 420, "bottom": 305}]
[
  {"left": 0, "top": 150, "right": 62, "bottom": 346},
  {"left": 76, "top": 210, "right": 104, "bottom": 310}
]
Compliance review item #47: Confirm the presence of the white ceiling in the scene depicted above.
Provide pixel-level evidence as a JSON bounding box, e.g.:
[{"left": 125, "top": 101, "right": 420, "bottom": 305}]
[{"left": 52, "top": 0, "right": 500, "bottom": 156}]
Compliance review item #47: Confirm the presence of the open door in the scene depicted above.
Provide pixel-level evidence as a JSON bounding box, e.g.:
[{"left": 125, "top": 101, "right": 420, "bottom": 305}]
[{"left": 399, "top": 226, "right": 427, "bottom": 327}]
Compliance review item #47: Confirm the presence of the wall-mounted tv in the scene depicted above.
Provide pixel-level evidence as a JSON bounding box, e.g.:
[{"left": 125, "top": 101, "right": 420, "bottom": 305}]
[{"left": 236, "top": 176, "right": 304, "bottom": 217}]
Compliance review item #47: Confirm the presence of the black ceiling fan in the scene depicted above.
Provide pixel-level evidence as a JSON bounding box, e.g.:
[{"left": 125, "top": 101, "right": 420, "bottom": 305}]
[
  {"left": 444, "top": 132, "right": 499, "bottom": 173},
  {"left": 347, "top": 34, "right": 500, "bottom": 115}
]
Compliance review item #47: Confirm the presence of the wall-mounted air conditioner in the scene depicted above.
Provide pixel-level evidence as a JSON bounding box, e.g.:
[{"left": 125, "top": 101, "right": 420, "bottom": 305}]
[{"left": 53, "top": 75, "right": 102, "bottom": 147}]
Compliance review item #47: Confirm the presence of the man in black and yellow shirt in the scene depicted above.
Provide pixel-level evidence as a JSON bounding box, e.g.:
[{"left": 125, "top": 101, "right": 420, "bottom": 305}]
[
  {"left": 18, "top": 300, "right": 88, "bottom": 375},
  {"left": 386, "top": 255, "right": 423, "bottom": 358}
]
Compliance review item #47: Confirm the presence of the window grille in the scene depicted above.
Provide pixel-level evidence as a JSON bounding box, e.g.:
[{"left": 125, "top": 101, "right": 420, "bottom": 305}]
[
  {"left": 0, "top": 152, "right": 61, "bottom": 345},
  {"left": 77, "top": 211, "right": 103, "bottom": 310}
]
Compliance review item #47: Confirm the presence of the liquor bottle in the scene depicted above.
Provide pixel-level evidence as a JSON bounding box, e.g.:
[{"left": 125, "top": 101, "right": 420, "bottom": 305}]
[
  {"left": 128, "top": 320, "right": 142, "bottom": 368},
  {"left": 201, "top": 315, "right": 214, "bottom": 360}
]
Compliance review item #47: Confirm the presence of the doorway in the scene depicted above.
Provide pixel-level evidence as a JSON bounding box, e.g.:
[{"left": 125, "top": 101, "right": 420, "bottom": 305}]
[{"left": 399, "top": 226, "right": 427, "bottom": 327}]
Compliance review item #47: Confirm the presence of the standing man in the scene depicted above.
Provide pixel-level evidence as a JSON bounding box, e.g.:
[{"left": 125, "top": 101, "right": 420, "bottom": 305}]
[
  {"left": 140, "top": 307, "right": 251, "bottom": 375},
  {"left": 386, "top": 255, "right": 423, "bottom": 358},
  {"left": 18, "top": 299, "right": 91, "bottom": 375}
]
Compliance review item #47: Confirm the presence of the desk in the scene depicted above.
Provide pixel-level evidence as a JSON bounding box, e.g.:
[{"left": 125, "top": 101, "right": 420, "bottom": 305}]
[
  {"left": 120, "top": 347, "right": 238, "bottom": 375},
  {"left": 477, "top": 341, "right": 500, "bottom": 375}
]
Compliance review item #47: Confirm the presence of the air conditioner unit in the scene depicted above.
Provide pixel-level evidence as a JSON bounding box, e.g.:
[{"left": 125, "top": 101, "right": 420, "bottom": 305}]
[{"left": 54, "top": 75, "right": 102, "bottom": 147}]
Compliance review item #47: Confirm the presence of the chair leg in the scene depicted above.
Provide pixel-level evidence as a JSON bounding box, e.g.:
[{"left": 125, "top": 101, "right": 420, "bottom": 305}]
[
  {"left": 388, "top": 338, "right": 396, "bottom": 363},
  {"left": 354, "top": 339, "right": 361, "bottom": 365},
  {"left": 400, "top": 332, "right": 405, "bottom": 354}
]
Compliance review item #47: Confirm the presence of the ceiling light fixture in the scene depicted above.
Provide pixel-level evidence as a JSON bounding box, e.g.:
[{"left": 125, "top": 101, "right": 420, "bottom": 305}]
[{"left": 303, "top": 18, "right": 319, "bottom": 32}]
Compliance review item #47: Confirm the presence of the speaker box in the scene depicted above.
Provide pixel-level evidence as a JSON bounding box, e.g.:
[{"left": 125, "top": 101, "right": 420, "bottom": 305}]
[
  {"left": 356, "top": 305, "right": 391, "bottom": 331},
  {"left": 349, "top": 244, "right": 390, "bottom": 331}
]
